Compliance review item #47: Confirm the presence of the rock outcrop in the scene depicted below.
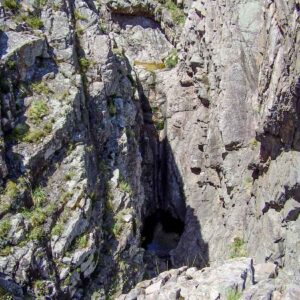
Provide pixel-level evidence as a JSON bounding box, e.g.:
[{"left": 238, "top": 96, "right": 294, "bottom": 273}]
[
  {"left": 0, "top": 0, "right": 299, "bottom": 299},
  {"left": 118, "top": 258, "right": 300, "bottom": 300}
]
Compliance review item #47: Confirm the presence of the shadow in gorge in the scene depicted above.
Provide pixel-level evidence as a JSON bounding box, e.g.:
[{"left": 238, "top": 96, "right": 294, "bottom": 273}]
[{"left": 136, "top": 69, "right": 209, "bottom": 277}]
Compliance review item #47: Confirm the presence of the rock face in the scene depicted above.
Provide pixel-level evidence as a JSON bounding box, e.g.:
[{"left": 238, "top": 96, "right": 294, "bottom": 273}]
[
  {"left": 0, "top": 0, "right": 299, "bottom": 299},
  {"left": 118, "top": 258, "right": 291, "bottom": 300}
]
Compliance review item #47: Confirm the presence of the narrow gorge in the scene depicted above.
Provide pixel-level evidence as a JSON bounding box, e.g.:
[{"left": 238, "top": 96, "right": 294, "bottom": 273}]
[{"left": 0, "top": 0, "right": 299, "bottom": 299}]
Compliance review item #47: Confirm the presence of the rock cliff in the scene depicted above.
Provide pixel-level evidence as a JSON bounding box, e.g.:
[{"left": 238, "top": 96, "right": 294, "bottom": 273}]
[{"left": 0, "top": 0, "right": 299, "bottom": 299}]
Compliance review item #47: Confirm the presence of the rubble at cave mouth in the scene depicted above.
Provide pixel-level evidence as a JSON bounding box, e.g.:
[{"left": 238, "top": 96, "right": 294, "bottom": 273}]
[{"left": 141, "top": 209, "right": 184, "bottom": 258}]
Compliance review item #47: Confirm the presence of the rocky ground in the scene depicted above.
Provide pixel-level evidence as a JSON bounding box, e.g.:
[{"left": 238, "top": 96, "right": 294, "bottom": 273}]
[{"left": 0, "top": 0, "right": 299, "bottom": 299}]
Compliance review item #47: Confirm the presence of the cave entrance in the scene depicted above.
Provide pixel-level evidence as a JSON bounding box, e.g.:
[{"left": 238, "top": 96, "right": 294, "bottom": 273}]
[{"left": 141, "top": 209, "right": 184, "bottom": 258}]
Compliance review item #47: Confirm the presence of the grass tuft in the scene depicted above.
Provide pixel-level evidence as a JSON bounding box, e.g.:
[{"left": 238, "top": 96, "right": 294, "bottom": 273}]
[
  {"left": 230, "top": 237, "right": 246, "bottom": 258},
  {"left": 28, "top": 100, "right": 49, "bottom": 124}
]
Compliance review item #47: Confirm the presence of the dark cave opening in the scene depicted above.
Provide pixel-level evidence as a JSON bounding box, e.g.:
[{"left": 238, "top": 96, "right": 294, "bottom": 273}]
[{"left": 141, "top": 209, "right": 184, "bottom": 258}]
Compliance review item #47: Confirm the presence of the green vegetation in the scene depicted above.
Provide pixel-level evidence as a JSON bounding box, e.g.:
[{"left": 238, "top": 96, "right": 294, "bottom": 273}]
[
  {"left": 74, "top": 9, "right": 87, "bottom": 21},
  {"left": 28, "top": 226, "right": 45, "bottom": 241},
  {"left": 23, "top": 128, "right": 45, "bottom": 143},
  {"left": 10, "top": 119, "right": 53, "bottom": 143},
  {"left": 2, "top": 177, "right": 27, "bottom": 202},
  {"left": 226, "top": 288, "right": 242, "bottom": 300},
  {"left": 64, "top": 171, "right": 76, "bottom": 181},
  {"left": 22, "top": 207, "right": 46, "bottom": 227},
  {"left": 51, "top": 208, "right": 70, "bottom": 236},
  {"left": 33, "top": 280, "right": 48, "bottom": 297},
  {"left": 133, "top": 60, "right": 165, "bottom": 71},
  {"left": 230, "top": 237, "right": 246, "bottom": 258},
  {"left": 249, "top": 138, "right": 258, "bottom": 150},
  {"left": 161, "top": 0, "right": 186, "bottom": 25},
  {"left": 37, "top": 0, "right": 47, "bottom": 7},
  {"left": 72, "top": 233, "right": 89, "bottom": 250},
  {"left": 31, "top": 82, "right": 50, "bottom": 95},
  {"left": 60, "top": 191, "right": 73, "bottom": 205},
  {"left": 6, "top": 59, "right": 16, "bottom": 70},
  {"left": 3, "top": 0, "right": 19, "bottom": 10},
  {"left": 0, "top": 219, "right": 11, "bottom": 240},
  {"left": 164, "top": 49, "right": 178, "bottom": 68},
  {"left": 0, "top": 245, "right": 12, "bottom": 257},
  {"left": 112, "top": 47, "right": 124, "bottom": 58},
  {"left": 154, "top": 119, "right": 165, "bottom": 131},
  {"left": 79, "top": 57, "right": 91, "bottom": 72},
  {"left": 112, "top": 208, "right": 132, "bottom": 237},
  {"left": 43, "top": 121, "right": 53, "bottom": 134},
  {"left": 32, "top": 186, "right": 46, "bottom": 207},
  {"left": 28, "top": 100, "right": 49, "bottom": 124},
  {"left": 118, "top": 178, "right": 132, "bottom": 195},
  {"left": 4, "top": 180, "right": 18, "bottom": 198},
  {"left": 75, "top": 25, "right": 84, "bottom": 36},
  {"left": 0, "top": 197, "right": 11, "bottom": 214},
  {"left": 99, "top": 20, "right": 107, "bottom": 33},
  {"left": 10, "top": 123, "right": 29, "bottom": 142},
  {"left": 15, "top": 15, "right": 44, "bottom": 30}
]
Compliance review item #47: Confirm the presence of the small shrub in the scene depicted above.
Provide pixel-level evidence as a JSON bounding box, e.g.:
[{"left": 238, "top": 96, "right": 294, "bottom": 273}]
[
  {"left": 163, "top": 0, "right": 185, "bottom": 25},
  {"left": 43, "top": 121, "right": 53, "bottom": 134},
  {"left": 0, "top": 246, "right": 12, "bottom": 256},
  {"left": 164, "top": 49, "right": 178, "bottom": 68},
  {"left": 0, "top": 199, "right": 11, "bottom": 214},
  {"left": 118, "top": 179, "right": 132, "bottom": 195},
  {"left": 44, "top": 202, "right": 56, "bottom": 216},
  {"left": 112, "top": 208, "right": 132, "bottom": 237},
  {"left": 74, "top": 233, "right": 89, "bottom": 249},
  {"left": 23, "top": 128, "right": 46, "bottom": 143},
  {"left": 64, "top": 171, "right": 76, "bottom": 181},
  {"left": 154, "top": 120, "right": 164, "bottom": 131},
  {"left": 15, "top": 14, "right": 44, "bottom": 29},
  {"left": 74, "top": 9, "right": 87, "bottom": 21},
  {"left": 51, "top": 208, "right": 70, "bottom": 236},
  {"left": 29, "top": 208, "right": 47, "bottom": 226},
  {"left": 230, "top": 237, "right": 246, "bottom": 258},
  {"left": 31, "top": 82, "right": 50, "bottom": 95},
  {"left": 249, "top": 138, "right": 258, "bottom": 150},
  {"left": 99, "top": 20, "right": 107, "bottom": 33},
  {"left": 60, "top": 192, "right": 73, "bottom": 204},
  {"left": 112, "top": 47, "right": 124, "bottom": 58},
  {"left": 26, "top": 16, "right": 44, "bottom": 29},
  {"left": 75, "top": 25, "right": 84, "bottom": 36},
  {"left": 33, "top": 280, "right": 48, "bottom": 297},
  {"left": 28, "top": 227, "right": 45, "bottom": 241},
  {"left": 28, "top": 100, "right": 49, "bottom": 124},
  {"left": 36, "top": 0, "right": 47, "bottom": 7},
  {"left": 79, "top": 57, "right": 91, "bottom": 72},
  {"left": 10, "top": 123, "right": 30, "bottom": 142},
  {"left": 4, "top": 180, "right": 18, "bottom": 198},
  {"left": 3, "top": 0, "right": 19, "bottom": 10},
  {"left": 32, "top": 186, "right": 46, "bottom": 206},
  {"left": 226, "top": 288, "right": 242, "bottom": 300},
  {"left": 0, "top": 219, "right": 10, "bottom": 239},
  {"left": 51, "top": 222, "right": 64, "bottom": 236},
  {"left": 6, "top": 59, "right": 16, "bottom": 70}
]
